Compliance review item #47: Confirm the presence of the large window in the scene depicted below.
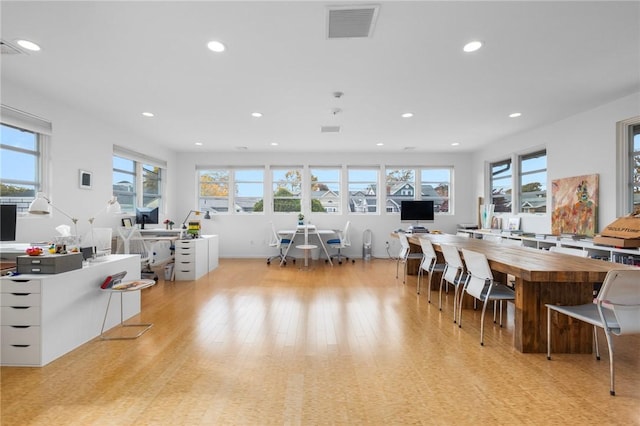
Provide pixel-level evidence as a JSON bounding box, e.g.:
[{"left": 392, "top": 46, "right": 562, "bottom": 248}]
[
  {"left": 631, "top": 124, "right": 640, "bottom": 213},
  {"left": 234, "top": 169, "right": 264, "bottom": 213},
  {"left": 272, "top": 167, "right": 302, "bottom": 213},
  {"left": 112, "top": 147, "right": 166, "bottom": 214},
  {"left": 421, "top": 168, "right": 451, "bottom": 213},
  {"left": 348, "top": 168, "right": 378, "bottom": 213},
  {"left": 0, "top": 124, "right": 40, "bottom": 211},
  {"left": 1, "top": 106, "right": 51, "bottom": 213},
  {"left": 519, "top": 150, "right": 547, "bottom": 213},
  {"left": 490, "top": 159, "right": 512, "bottom": 213},
  {"left": 199, "top": 169, "right": 229, "bottom": 213},
  {"left": 385, "top": 167, "right": 452, "bottom": 214},
  {"left": 310, "top": 167, "right": 340, "bottom": 213}
]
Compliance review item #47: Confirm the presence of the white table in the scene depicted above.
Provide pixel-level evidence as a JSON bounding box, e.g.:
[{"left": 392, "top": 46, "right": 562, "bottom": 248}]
[{"left": 278, "top": 225, "right": 335, "bottom": 267}]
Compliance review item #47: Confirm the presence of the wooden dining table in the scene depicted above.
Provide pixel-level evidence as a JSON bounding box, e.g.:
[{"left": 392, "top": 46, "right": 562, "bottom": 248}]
[{"left": 401, "top": 233, "right": 637, "bottom": 353}]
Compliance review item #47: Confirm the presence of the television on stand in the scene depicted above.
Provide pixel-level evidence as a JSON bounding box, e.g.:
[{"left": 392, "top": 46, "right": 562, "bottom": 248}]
[
  {"left": 135, "top": 207, "right": 158, "bottom": 230},
  {"left": 400, "top": 200, "right": 434, "bottom": 232}
]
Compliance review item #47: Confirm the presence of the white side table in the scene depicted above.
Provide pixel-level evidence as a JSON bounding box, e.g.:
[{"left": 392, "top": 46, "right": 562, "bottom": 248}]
[
  {"left": 100, "top": 279, "right": 156, "bottom": 340},
  {"left": 296, "top": 244, "right": 317, "bottom": 270}
]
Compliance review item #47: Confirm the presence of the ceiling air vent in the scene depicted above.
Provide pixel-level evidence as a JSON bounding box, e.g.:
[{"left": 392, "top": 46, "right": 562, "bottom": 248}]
[
  {"left": 327, "top": 5, "right": 379, "bottom": 39},
  {"left": 1, "top": 40, "right": 23, "bottom": 55},
  {"left": 321, "top": 126, "right": 341, "bottom": 133}
]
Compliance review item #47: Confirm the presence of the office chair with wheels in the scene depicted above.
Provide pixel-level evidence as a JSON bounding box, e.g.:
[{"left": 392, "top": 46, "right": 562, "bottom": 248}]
[
  {"left": 326, "top": 221, "right": 354, "bottom": 264},
  {"left": 458, "top": 248, "right": 515, "bottom": 346},
  {"left": 546, "top": 269, "right": 640, "bottom": 396},
  {"left": 117, "top": 227, "right": 158, "bottom": 281},
  {"left": 267, "top": 222, "right": 295, "bottom": 265}
]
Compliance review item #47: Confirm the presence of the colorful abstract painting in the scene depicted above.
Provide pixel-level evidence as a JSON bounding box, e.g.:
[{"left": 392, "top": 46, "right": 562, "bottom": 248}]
[{"left": 551, "top": 174, "right": 598, "bottom": 236}]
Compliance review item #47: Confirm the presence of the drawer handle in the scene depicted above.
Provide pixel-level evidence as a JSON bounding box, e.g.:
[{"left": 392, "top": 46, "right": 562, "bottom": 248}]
[
  {"left": 10, "top": 344, "right": 31, "bottom": 348},
  {"left": 30, "top": 268, "right": 41, "bottom": 272},
  {"left": 30, "top": 260, "right": 41, "bottom": 264},
  {"left": 10, "top": 325, "right": 30, "bottom": 329},
  {"left": 9, "top": 279, "right": 30, "bottom": 283},
  {"left": 10, "top": 293, "right": 30, "bottom": 296},
  {"left": 10, "top": 306, "right": 30, "bottom": 310}
]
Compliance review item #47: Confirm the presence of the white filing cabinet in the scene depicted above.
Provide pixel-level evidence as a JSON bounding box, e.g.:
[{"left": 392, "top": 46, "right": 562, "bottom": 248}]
[
  {"left": 174, "top": 235, "right": 218, "bottom": 281},
  {"left": 0, "top": 255, "right": 140, "bottom": 367},
  {"left": 1, "top": 278, "right": 41, "bottom": 366}
]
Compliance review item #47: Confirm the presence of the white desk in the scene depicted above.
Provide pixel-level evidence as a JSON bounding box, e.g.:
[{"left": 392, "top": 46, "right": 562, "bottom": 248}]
[
  {"left": 278, "top": 225, "right": 334, "bottom": 266},
  {"left": 1, "top": 255, "right": 140, "bottom": 366}
]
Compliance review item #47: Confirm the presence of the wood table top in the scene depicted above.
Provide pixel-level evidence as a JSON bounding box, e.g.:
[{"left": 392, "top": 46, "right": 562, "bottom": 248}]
[{"left": 402, "top": 233, "right": 637, "bottom": 283}]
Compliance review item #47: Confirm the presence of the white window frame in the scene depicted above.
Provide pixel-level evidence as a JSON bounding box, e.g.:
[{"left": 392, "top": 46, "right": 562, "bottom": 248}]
[
  {"left": 0, "top": 105, "right": 51, "bottom": 215},
  {"left": 113, "top": 146, "right": 166, "bottom": 215},
  {"left": 518, "top": 149, "right": 547, "bottom": 214},
  {"left": 616, "top": 115, "right": 640, "bottom": 216},
  {"left": 347, "top": 166, "right": 379, "bottom": 214},
  {"left": 309, "top": 166, "right": 341, "bottom": 214}
]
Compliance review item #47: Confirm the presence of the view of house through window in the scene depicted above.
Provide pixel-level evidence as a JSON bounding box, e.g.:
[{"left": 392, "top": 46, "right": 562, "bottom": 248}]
[
  {"left": 272, "top": 168, "right": 302, "bottom": 213},
  {"left": 385, "top": 167, "right": 451, "bottom": 213},
  {"left": 199, "top": 169, "right": 230, "bottom": 213},
  {"left": 519, "top": 150, "right": 547, "bottom": 213},
  {"left": 348, "top": 168, "right": 378, "bottom": 213},
  {"left": 310, "top": 168, "right": 340, "bottom": 213},
  {"left": 631, "top": 124, "right": 640, "bottom": 212},
  {"left": 0, "top": 123, "right": 40, "bottom": 212},
  {"left": 113, "top": 153, "right": 165, "bottom": 214},
  {"left": 490, "top": 159, "right": 512, "bottom": 213}
]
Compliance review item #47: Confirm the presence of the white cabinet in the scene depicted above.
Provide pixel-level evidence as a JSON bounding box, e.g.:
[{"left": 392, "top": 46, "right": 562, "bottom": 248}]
[
  {"left": 174, "top": 235, "right": 218, "bottom": 281},
  {"left": 0, "top": 255, "right": 140, "bottom": 367}
]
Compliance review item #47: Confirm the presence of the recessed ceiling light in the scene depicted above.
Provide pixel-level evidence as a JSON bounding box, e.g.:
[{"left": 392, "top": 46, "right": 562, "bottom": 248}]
[
  {"left": 207, "top": 40, "right": 226, "bottom": 52},
  {"left": 509, "top": 112, "right": 522, "bottom": 118},
  {"left": 16, "top": 39, "right": 41, "bottom": 51},
  {"left": 463, "top": 41, "right": 483, "bottom": 53},
  {"left": 451, "top": 142, "right": 460, "bottom": 146},
  {"left": 376, "top": 142, "right": 384, "bottom": 146},
  {"left": 270, "top": 142, "right": 279, "bottom": 146},
  {"left": 252, "top": 112, "right": 263, "bottom": 118},
  {"left": 401, "top": 112, "right": 414, "bottom": 118},
  {"left": 195, "top": 142, "right": 203, "bottom": 146},
  {"left": 141, "top": 112, "right": 154, "bottom": 117}
]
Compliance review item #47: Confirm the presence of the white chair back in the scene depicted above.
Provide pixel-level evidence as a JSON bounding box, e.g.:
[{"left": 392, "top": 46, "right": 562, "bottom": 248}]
[
  {"left": 598, "top": 270, "right": 640, "bottom": 335},
  {"left": 461, "top": 249, "right": 493, "bottom": 299},
  {"left": 441, "top": 244, "right": 464, "bottom": 284},
  {"left": 397, "top": 233, "right": 411, "bottom": 260},
  {"left": 549, "top": 246, "right": 588, "bottom": 257},
  {"left": 341, "top": 221, "right": 351, "bottom": 247},
  {"left": 418, "top": 237, "right": 437, "bottom": 271}
]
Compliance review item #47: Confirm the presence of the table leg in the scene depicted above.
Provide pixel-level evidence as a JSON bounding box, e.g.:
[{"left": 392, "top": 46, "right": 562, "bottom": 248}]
[{"left": 514, "top": 278, "right": 593, "bottom": 353}]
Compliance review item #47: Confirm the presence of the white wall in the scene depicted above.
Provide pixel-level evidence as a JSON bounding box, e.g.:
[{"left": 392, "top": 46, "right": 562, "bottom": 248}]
[
  {"left": 3, "top": 82, "right": 175, "bottom": 244},
  {"left": 173, "top": 151, "right": 475, "bottom": 259},
  {"left": 471, "top": 92, "right": 640, "bottom": 235}
]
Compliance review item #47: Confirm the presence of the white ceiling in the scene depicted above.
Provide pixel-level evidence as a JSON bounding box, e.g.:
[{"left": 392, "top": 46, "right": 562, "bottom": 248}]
[{"left": 2, "top": 1, "right": 639, "bottom": 153}]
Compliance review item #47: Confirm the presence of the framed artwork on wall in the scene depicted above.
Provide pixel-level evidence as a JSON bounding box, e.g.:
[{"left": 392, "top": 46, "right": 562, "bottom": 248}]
[
  {"left": 79, "top": 169, "right": 92, "bottom": 189},
  {"left": 122, "top": 218, "right": 133, "bottom": 228},
  {"left": 551, "top": 173, "right": 598, "bottom": 236}
]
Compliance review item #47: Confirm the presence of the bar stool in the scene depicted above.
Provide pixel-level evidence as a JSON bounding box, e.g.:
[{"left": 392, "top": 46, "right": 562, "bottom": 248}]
[{"left": 100, "top": 278, "right": 156, "bottom": 340}]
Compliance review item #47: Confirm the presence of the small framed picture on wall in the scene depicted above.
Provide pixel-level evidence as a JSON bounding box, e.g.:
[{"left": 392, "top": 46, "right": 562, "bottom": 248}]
[
  {"left": 122, "top": 218, "right": 133, "bottom": 228},
  {"left": 79, "top": 170, "right": 92, "bottom": 189}
]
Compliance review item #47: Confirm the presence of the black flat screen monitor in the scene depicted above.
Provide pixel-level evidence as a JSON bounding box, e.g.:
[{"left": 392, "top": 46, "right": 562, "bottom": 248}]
[
  {"left": 400, "top": 200, "right": 434, "bottom": 225},
  {"left": 135, "top": 207, "right": 158, "bottom": 229},
  {"left": 1, "top": 204, "right": 17, "bottom": 241}
]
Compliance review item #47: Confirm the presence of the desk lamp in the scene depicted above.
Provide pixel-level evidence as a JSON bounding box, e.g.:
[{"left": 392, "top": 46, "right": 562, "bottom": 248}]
[
  {"left": 28, "top": 192, "right": 79, "bottom": 239},
  {"left": 181, "top": 209, "right": 211, "bottom": 229}
]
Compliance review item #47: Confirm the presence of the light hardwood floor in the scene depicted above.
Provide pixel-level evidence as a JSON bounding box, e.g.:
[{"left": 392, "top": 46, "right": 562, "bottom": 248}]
[{"left": 2, "top": 258, "right": 639, "bottom": 425}]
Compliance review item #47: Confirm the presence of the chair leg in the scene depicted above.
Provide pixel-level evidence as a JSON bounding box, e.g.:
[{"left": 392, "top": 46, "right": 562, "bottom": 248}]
[
  {"left": 603, "top": 328, "right": 615, "bottom": 396},
  {"left": 438, "top": 268, "right": 446, "bottom": 311},
  {"left": 593, "top": 326, "right": 600, "bottom": 361},
  {"left": 480, "top": 300, "right": 489, "bottom": 346},
  {"left": 417, "top": 266, "right": 422, "bottom": 294}
]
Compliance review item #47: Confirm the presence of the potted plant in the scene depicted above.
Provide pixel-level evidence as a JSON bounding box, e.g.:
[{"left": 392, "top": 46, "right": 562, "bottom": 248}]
[
  {"left": 163, "top": 219, "right": 175, "bottom": 230},
  {"left": 298, "top": 213, "right": 304, "bottom": 225}
]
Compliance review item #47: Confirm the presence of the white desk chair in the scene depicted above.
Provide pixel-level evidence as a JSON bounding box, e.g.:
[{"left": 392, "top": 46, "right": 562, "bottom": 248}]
[
  {"left": 459, "top": 248, "right": 516, "bottom": 346},
  {"left": 549, "top": 245, "right": 588, "bottom": 257},
  {"left": 267, "top": 222, "right": 295, "bottom": 265},
  {"left": 439, "top": 244, "right": 468, "bottom": 323},
  {"left": 546, "top": 269, "right": 640, "bottom": 396},
  {"left": 417, "top": 237, "right": 446, "bottom": 301},
  {"left": 396, "top": 233, "right": 422, "bottom": 284},
  {"left": 326, "top": 221, "right": 354, "bottom": 264}
]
